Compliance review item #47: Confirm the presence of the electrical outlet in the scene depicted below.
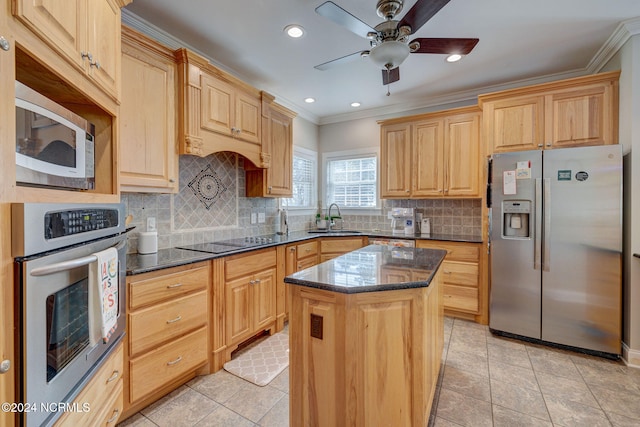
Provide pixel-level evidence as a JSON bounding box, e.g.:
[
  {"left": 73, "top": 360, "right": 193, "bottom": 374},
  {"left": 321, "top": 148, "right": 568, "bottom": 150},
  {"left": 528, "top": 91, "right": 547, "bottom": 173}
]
[
  {"left": 258, "top": 212, "right": 265, "bottom": 223},
  {"left": 250, "top": 212, "right": 257, "bottom": 224},
  {"left": 147, "top": 217, "right": 156, "bottom": 232}
]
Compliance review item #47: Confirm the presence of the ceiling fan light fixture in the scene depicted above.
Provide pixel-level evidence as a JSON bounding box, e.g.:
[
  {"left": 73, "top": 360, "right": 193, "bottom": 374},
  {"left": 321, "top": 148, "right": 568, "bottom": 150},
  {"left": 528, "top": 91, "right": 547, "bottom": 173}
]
[
  {"left": 284, "top": 24, "right": 305, "bottom": 38},
  {"left": 446, "top": 53, "right": 463, "bottom": 62},
  {"left": 368, "top": 41, "right": 410, "bottom": 70}
]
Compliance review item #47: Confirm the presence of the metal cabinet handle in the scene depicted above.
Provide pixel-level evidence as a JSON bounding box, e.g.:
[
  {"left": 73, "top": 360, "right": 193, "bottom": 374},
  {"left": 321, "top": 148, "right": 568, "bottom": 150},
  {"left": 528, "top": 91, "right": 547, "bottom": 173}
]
[
  {"left": 167, "top": 356, "right": 182, "bottom": 366},
  {"left": 0, "top": 36, "right": 10, "bottom": 51},
  {"left": 538, "top": 144, "right": 544, "bottom": 148},
  {"left": 290, "top": 247, "right": 296, "bottom": 253},
  {"left": 249, "top": 279, "right": 255, "bottom": 285},
  {"left": 546, "top": 143, "right": 552, "bottom": 147},
  {"left": 443, "top": 270, "right": 452, "bottom": 274},
  {"left": 305, "top": 248, "right": 311, "bottom": 252},
  {"left": 0, "top": 360, "right": 10, "bottom": 374},
  {"left": 169, "top": 178, "right": 176, "bottom": 183},
  {"left": 255, "top": 278, "right": 261, "bottom": 284},
  {"left": 89, "top": 59, "right": 100, "bottom": 69},
  {"left": 106, "top": 370, "right": 119, "bottom": 383},
  {"left": 166, "top": 315, "right": 182, "bottom": 324},
  {"left": 81, "top": 51, "right": 93, "bottom": 61},
  {"left": 167, "top": 283, "right": 183, "bottom": 289},
  {"left": 106, "top": 409, "right": 119, "bottom": 424}
]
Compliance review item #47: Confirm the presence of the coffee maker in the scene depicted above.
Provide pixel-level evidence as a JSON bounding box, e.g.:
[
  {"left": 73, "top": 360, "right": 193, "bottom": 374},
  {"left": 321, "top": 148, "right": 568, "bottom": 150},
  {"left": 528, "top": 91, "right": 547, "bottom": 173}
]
[{"left": 390, "top": 208, "right": 419, "bottom": 235}]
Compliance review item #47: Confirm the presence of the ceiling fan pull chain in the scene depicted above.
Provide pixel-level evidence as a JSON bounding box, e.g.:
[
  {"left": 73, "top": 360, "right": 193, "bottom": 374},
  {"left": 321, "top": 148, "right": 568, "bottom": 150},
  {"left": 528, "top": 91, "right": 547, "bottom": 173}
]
[{"left": 386, "top": 68, "right": 391, "bottom": 96}]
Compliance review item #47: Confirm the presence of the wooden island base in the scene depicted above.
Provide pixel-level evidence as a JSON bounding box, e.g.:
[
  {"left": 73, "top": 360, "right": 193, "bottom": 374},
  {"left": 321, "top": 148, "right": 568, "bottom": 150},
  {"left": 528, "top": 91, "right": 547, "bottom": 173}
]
[{"left": 289, "top": 270, "right": 443, "bottom": 427}]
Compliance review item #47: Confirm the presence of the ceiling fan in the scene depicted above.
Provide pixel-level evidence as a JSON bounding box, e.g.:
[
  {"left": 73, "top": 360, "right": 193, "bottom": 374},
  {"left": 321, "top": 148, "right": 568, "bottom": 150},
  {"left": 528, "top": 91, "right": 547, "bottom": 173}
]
[{"left": 314, "top": 0, "right": 479, "bottom": 88}]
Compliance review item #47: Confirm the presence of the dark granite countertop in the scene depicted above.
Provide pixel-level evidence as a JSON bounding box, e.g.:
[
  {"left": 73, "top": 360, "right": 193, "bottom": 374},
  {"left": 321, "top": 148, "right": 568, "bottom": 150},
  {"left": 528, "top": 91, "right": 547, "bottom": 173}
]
[
  {"left": 634, "top": 253, "right": 640, "bottom": 259},
  {"left": 284, "top": 245, "right": 447, "bottom": 294},
  {"left": 126, "top": 229, "right": 481, "bottom": 275}
]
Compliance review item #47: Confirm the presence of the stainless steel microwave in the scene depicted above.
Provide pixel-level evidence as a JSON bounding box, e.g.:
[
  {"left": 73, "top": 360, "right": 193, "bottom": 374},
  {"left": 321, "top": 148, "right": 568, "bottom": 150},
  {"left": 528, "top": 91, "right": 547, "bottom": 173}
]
[{"left": 15, "top": 81, "right": 95, "bottom": 190}]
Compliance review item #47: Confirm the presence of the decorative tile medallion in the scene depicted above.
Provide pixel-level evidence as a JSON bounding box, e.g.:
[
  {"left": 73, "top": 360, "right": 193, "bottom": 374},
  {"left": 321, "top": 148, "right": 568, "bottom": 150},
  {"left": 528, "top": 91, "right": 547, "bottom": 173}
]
[
  {"left": 172, "top": 153, "right": 238, "bottom": 231},
  {"left": 187, "top": 164, "right": 227, "bottom": 210}
]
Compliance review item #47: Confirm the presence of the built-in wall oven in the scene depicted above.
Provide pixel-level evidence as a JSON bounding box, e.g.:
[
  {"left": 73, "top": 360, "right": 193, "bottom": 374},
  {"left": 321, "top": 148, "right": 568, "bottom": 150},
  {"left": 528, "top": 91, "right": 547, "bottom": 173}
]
[{"left": 12, "top": 203, "right": 126, "bottom": 426}]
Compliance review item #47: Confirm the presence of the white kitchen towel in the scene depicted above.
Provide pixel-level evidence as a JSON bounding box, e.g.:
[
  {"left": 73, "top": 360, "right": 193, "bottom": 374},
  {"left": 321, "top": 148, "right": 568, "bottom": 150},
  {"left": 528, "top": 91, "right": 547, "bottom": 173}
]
[{"left": 89, "top": 247, "right": 119, "bottom": 344}]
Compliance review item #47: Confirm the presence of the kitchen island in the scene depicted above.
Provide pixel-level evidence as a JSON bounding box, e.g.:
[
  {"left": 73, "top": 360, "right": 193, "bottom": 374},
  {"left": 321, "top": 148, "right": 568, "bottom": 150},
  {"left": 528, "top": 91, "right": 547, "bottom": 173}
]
[{"left": 285, "top": 245, "right": 447, "bottom": 427}]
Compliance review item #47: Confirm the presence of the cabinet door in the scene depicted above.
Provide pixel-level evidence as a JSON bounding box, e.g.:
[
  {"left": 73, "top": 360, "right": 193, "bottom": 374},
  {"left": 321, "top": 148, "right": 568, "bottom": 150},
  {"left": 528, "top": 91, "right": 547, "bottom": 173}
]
[
  {"left": 380, "top": 123, "right": 411, "bottom": 197},
  {"left": 226, "top": 276, "right": 252, "bottom": 344},
  {"left": 13, "top": 0, "right": 87, "bottom": 71},
  {"left": 201, "top": 73, "right": 234, "bottom": 135},
  {"left": 253, "top": 268, "right": 276, "bottom": 331},
  {"left": 86, "top": 0, "right": 121, "bottom": 97},
  {"left": 120, "top": 30, "right": 178, "bottom": 192},
  {"left": 484, "top": 95, "right": 544, "bottom": 153},
  {"left": 445, "top": 112, "right": 480, "bottom": 197},
  {"left": 412, "top": 119, "right": 444, "bottom": 197},
  {"left": 235, "top": 90, "right": 261, "bottom": 144},
  {"left": 546, "top": 84, "right": 613, "bottom": 149},
  {"left": 265, "top": 107, "right": 292, "bottom": 196}
]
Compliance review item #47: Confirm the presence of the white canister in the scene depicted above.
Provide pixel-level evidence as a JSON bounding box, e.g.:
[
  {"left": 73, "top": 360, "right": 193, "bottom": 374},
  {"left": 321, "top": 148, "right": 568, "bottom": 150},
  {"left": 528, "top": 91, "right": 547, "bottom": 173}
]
[
  {"left": 138, "top": 231, "right": 158, "bottom": 254},
  {"left": 421, "top": 218, "right": 431, "bottom": 236}
]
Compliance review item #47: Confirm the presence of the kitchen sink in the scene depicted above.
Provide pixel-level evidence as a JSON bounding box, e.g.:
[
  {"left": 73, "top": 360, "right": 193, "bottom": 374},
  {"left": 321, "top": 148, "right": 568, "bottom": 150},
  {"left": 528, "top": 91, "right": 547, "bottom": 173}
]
[{"left": 308, "top": 229, "right": 362, "bottom": 234}]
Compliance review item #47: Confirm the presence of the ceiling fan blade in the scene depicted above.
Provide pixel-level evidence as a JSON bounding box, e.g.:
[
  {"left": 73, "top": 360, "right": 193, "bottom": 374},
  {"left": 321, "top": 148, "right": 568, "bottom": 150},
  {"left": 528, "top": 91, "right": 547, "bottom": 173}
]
[
  {"left": 399, "top": 0, "right": 451, "bottom": 33},
  {"left": 410, "top": 38, "right": 479, "bottom": 54},
  {"left": 314, "top": 51, "right": 364, "bottom": 71},
  {"left": 315, "top": 1, "right": 376, "bottom": 38},
  {"left": 382, "top": 67, "right": 400, "bottom": 85}
]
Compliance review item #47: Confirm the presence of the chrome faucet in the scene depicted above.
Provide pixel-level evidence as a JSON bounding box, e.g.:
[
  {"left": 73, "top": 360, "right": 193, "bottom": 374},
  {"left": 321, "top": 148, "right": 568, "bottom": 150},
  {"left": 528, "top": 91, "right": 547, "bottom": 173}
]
[{"left": 327, "top": 203, "right": 342, "bottom": 231}]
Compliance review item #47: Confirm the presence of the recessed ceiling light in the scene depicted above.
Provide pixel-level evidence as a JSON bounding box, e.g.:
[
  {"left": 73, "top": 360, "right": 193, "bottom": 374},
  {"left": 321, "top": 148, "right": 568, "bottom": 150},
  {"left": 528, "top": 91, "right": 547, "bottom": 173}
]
[
  {"left": 304, "top": 97, "right": 315, "bottom": 103},
  {"left": 351, "top": 102, "right": 361, "bottom": 107},
  {"left": 284, "top": 24, "right": 305, "bottom": 38},
  {"left": 446, "top": 54, "right": 463, "bottom": 63}
]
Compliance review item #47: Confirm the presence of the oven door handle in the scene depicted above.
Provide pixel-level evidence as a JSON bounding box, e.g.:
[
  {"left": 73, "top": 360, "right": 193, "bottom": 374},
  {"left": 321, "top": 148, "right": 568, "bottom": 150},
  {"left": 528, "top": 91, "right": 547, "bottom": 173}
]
[{"left": 30, "top": 240, "right": 126, "bottom": 277}]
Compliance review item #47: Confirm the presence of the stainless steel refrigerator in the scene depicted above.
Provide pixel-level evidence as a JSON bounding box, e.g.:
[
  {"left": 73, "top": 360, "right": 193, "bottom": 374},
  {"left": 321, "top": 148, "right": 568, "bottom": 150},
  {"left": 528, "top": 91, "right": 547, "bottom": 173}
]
[{"left": 489, "top": 145, "right": 622, "bottom": 356}]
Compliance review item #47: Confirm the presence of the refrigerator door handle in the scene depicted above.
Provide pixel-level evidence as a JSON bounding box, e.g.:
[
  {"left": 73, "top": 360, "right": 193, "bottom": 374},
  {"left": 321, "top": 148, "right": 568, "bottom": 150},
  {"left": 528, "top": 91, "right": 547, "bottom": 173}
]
[
  {"left": 543, "top": 178, "right": 551, "bottom": 272},
  {"left": 534, "top": 178, "right": 543, "bottom": 270}
]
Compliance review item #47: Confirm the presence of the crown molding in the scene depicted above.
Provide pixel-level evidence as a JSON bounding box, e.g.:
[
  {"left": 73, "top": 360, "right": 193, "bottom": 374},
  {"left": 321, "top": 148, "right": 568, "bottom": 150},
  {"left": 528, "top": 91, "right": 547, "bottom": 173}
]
[{"left": 588, "top": 17, "right": 640, "bottom": 73}]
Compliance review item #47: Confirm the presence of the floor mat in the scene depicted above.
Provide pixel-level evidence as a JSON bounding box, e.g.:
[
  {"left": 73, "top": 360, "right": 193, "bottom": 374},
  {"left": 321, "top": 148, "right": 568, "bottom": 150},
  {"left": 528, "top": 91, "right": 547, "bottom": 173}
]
[{"left": 223, "top": 332, "right": 289, "bottom": 386}]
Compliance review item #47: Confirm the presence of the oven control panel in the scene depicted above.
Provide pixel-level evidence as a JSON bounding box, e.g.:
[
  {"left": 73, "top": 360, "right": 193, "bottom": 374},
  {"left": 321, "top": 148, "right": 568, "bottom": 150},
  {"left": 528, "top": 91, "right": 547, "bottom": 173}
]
[{"left": 45, "top": 208, "right": 119, "bottom": 239}]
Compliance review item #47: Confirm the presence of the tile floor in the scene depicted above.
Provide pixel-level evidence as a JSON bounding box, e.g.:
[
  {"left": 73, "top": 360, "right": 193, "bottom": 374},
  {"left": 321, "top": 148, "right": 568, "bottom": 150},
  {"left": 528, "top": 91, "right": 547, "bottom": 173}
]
[{"left": 118, "top": 318, "right": 640, "bottom": 427}]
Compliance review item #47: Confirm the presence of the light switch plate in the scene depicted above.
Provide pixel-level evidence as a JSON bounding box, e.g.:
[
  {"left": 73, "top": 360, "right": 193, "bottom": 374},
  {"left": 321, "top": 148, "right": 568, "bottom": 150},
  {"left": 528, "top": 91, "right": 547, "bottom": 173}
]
[
  {"left": 251, "top": 213, "right": 257, "bottom": 224},
  {"left": 258, "top": 212, "right": 266, "bottom": 223}
]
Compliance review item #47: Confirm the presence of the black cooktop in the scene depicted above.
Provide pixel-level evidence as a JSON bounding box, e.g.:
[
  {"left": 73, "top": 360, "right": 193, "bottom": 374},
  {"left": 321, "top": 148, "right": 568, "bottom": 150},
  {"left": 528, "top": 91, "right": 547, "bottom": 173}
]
[{"left": 177, "top": 235, "right": 282, "bottom": 254}]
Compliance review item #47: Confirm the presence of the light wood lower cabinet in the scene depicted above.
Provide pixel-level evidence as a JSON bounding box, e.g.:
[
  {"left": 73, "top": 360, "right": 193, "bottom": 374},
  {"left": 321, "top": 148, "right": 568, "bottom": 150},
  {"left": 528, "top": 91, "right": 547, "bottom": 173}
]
[
  {"left": 223, "top": 248, "right": 277, "bottom": 358},
  {"left": 290, "top": 271, "right": 443, "bottom": 426},
  {"left": 55, "top": 343, "right": 124, "bottom": 426},
  {"left": 279, "top": 240, "right": 320, "bottom": 326},
  {"left": 416, "top": 240, "right": 486, "bottom": 324},
  {"left": 123, "top": 262, "right": 210, "bottom": 417},
  {"left": 319, "top": 236, "right": 367, "bottom": 262}
]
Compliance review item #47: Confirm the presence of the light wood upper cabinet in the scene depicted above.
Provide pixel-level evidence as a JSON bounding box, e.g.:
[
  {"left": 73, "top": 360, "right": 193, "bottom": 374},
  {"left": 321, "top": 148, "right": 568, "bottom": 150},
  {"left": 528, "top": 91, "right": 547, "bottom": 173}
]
[
  {"left": 175, "top": 48, "right": 269, "bottom": 168},
  {"left": 445, "top": 112, "right": 481, "bottom": 197},
  {"left": 246, "top": 96, "right": 296, "bottom": 197},
  {"left": 380, "top": 106, "right": 481, "bottom": 198},
  {"left": 380, "top": 123, "right": 412, "bottom": 197},
  {"left": 200, "top": 74, "right": 260, "bottom": 144},
  {"left": 479, "top": 71, "right": 619, "bottom": 153},
  {"left": 120, "top": 26, "right": 178, "bottom": 193},
  {"left": 13, "top": 0, "right": 129, "bottom": 99}
]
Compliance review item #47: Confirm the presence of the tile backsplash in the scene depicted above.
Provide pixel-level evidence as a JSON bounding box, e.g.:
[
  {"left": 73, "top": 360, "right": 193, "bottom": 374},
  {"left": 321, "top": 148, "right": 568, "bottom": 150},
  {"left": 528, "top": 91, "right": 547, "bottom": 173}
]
[{"left": 123, "top": 153, "right": 482, "bottom": 253}]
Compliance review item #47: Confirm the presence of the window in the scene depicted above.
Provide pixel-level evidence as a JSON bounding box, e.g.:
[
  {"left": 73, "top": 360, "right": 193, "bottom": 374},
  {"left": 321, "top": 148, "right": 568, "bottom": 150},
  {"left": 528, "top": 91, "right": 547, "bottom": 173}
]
[
  {"left": 325, "top": 151, "right": 378, "bottom": 209},
  {"left": 282, "top": 147, "right": 317, "bottom": 209}
]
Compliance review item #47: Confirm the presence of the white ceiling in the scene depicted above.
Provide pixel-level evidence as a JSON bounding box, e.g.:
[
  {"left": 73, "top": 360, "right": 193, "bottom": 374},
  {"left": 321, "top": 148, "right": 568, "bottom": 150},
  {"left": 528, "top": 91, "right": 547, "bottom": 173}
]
[{"left": 123, "top": 0, "right": 640, "bottom": 124}]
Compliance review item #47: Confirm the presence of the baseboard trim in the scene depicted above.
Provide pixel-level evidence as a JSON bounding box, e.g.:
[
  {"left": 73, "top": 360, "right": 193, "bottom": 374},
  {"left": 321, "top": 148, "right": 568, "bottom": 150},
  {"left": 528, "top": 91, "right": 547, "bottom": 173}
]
[{"left": 622, "top": 342, "right": 640, "bottom": 368}]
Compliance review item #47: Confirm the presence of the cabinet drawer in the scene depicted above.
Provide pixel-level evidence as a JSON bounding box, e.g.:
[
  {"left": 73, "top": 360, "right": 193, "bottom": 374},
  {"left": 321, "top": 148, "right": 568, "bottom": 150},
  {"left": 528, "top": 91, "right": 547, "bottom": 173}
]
[
  {"left": 95, "top": 380, "right": 124, "bottom": 426},
  {"left": 416, "top": 241, "right": 480, "bottom": 262},
  {"left": 55, "top": 343, "right": 123, "bottom": 426},
  {"left": 440, "top": 261, "right": 478, "bottom": 287},
  {"left": 320, "top": 237, "right": 364, "bottom": 254},
  {"left": 129, "top": 290, "right": 207, "bottom": 356},
  {"left": 297, "top": 241, "right": 318, "bottom": 259},
  {"left": 297, "top": 256, "right": 318, "bottom": 271},
  {"left": 129, "top": 263, "right": 209, "bottom": 309},
  {"left": 130, "top": 327, "right": 208, "bottom": 402},
  {"left": 444, "top": 284, "right": 479, "bottom": 313},
  {"left": 226, "top": 248, "right": 276, "bottom": 280}
]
